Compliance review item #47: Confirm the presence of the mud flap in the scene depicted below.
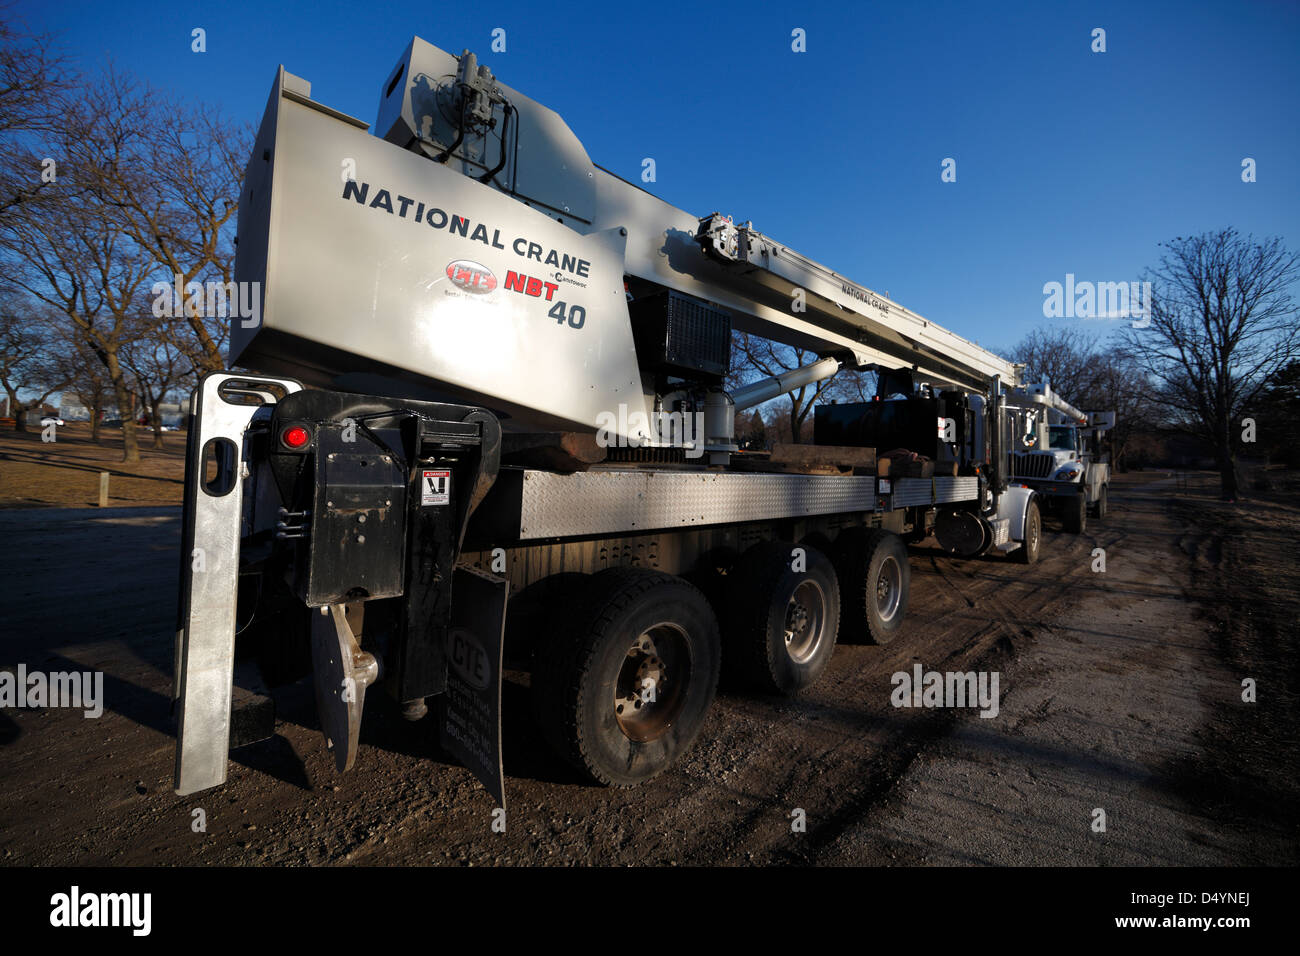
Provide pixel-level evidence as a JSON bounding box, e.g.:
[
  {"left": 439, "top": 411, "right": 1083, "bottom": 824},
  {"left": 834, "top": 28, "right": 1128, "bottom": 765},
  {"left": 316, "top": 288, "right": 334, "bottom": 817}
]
[{"left": 439, "top": 566, "right": 509, "bottom": 809}]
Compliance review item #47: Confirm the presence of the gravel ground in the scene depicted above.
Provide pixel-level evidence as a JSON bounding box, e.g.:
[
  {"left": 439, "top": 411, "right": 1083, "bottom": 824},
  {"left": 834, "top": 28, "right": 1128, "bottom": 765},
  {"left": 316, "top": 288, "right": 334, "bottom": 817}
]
[{"left": 0, "top": 471, "right": 1295, "bottom": 866}]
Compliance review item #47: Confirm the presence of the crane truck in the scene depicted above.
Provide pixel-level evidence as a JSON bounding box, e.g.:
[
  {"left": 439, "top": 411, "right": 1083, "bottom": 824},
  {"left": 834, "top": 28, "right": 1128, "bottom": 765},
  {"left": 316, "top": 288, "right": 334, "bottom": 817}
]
[{"left": 173, "top": 37, "right": 1100, "bottom": 806}]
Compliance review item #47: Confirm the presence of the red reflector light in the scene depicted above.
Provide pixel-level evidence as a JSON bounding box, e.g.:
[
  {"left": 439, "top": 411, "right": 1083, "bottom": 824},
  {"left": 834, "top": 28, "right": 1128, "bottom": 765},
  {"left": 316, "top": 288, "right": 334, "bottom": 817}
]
[{"left": 282, "top": 426, "right": 310, "bottom": 449}]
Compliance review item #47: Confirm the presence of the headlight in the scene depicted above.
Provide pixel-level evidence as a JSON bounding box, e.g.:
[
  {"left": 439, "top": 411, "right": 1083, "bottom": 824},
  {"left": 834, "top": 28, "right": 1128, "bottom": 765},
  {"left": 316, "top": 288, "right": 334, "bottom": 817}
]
[{"left": 1054, "top": 465, "right": 1083, "bottom": 481}]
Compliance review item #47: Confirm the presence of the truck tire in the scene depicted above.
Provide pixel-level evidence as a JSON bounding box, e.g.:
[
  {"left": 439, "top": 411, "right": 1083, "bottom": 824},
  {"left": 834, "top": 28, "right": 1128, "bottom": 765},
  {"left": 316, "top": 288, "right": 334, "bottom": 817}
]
[
  {"left": 722, "top": 540, "right": 840, "bottom": 695},
  {"left": 504, "top": 571, "right": 589, "bottom": 670},
  {"left": 1063, "top": 493, "right": 1087, "bottom": 533},
  {"left": 531, "top": 568, "right": 720, "bottom": 787},
  {"left": 834, "top": 529, "right": 910, "bottom": 646},
  {"left": 1014, "top": 499, "right": 1041, "bottom": 564},
  {"left": 1092, "top": 485, "right": 1107, "bottom": 520}
]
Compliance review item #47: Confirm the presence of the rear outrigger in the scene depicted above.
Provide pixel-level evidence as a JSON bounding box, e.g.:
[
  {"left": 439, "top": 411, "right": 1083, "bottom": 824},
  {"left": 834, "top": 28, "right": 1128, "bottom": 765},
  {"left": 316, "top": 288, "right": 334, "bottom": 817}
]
[{"left": 173, "top": 37, "right": 1106, "bottom": 803}]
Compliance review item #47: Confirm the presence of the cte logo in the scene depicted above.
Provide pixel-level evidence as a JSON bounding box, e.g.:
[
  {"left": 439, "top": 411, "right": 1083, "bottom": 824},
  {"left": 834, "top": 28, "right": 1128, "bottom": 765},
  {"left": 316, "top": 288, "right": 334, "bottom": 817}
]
[{"left": 446, "top": 259, "right": 497, "bottom": 294}]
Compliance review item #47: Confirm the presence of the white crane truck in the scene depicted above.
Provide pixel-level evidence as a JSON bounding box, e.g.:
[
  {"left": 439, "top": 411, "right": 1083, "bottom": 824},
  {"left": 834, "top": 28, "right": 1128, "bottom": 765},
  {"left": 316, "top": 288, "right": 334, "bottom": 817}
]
[{"left": 173, "top": 37, "right": 1100, "bottom": 806}]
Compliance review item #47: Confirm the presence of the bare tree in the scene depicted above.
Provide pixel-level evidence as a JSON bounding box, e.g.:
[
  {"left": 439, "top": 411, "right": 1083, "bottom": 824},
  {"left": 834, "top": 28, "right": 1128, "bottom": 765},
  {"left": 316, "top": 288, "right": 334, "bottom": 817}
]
[
  {"left": 1008, "top": 327, "right": 1159, "bottom": 470},
  {"left": 1008, "top": 325, "right": 1104, "bottom": 401},
  {"left": 728, "top": 333, "right": 852, "bottom": 443},
  {"left": 0, "top": 302, "right": 65, "bottom": 430},
  {"left": 121, "top": 317, "right": 192, "bottom": 448},
  {"left": 1078, "top": 351, "right": 1159, "bottom": 471},
  {"left": 54, "top": 326, "right": 113, "bottom": 441},
  {"left": 824, "top": 367, "right": 877, "bottom": 405},
  {"left": 84, "top": 71, "right": 248, "bottom": 373},
  {"left": 0, "top": 6, "right": 72, "bottom": 218},
  {"left": 1119, "top": 229, "right": 1300, "bottom": 500},
  {"left": 2, "top": 161, "right": 155, "bottom": 462}
]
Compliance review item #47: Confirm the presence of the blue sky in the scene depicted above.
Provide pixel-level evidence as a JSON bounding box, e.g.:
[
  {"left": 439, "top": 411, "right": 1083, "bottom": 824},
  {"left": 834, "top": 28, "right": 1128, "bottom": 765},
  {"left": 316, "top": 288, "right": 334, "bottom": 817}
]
[{"left": 18, "top": 0, "right": 1300, "bottom": 355}]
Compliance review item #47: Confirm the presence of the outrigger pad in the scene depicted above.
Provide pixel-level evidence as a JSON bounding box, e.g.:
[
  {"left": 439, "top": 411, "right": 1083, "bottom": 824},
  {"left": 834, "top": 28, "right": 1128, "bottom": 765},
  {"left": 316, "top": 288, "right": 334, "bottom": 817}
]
[
  {"left": 439, "top": 566, "right": 508, "bottom": 809},
  {"left": 174, "top": 371, "right": 302, "bottom": 797}
]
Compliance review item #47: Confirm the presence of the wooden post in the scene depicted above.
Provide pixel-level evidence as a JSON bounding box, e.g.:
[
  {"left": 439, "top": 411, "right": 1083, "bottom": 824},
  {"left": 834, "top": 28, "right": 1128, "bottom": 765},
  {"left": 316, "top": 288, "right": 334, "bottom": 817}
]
[{"left": 98, "top": 471, "right": 110, "bottom": 508}]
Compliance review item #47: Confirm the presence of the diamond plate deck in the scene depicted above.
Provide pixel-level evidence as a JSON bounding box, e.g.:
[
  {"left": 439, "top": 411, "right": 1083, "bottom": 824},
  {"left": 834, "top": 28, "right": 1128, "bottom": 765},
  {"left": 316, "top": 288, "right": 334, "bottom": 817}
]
[
  {"left": 891, "top": 476, "right": 979, "bottom": 508},
  {"left": 516, "top": 470, "right": 978, "bottom": 539}
]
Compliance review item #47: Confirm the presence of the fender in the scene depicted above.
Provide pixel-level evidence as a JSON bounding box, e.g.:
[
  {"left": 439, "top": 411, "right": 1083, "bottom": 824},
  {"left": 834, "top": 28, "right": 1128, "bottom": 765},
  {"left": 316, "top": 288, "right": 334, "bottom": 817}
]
[{"left": 996, "top": 484, "right": 1038, "bottom": 546}]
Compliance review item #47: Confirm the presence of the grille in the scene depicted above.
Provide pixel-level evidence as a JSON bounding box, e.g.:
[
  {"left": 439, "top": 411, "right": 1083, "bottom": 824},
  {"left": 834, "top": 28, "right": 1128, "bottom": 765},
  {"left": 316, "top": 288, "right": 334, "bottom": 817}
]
[
  {"left": 630, "top": 291, "right": 731, "bottom": 378},
  {"left": 663, "top": 295, "right": 729, "bottom": 375},
  {"left": 605, "top": 445, "right": 686, "bottom": 465},
  {"left": 1012, "top": 453, "right": 1053, "bottom": 479}
]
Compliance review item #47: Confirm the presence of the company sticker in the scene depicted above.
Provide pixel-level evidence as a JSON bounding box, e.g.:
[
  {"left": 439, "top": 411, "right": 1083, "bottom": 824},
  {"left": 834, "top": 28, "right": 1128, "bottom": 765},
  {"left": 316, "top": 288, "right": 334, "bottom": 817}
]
[{"left": 446, "top": 259, "right": 497, "bottom": 294}]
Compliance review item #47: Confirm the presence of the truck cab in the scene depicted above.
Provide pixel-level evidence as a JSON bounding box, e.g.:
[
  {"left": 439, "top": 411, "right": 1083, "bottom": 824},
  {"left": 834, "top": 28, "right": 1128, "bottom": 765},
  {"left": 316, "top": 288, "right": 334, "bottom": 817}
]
[{"left": 1048, "top": 423, "right": 1084, "bottom": 467}]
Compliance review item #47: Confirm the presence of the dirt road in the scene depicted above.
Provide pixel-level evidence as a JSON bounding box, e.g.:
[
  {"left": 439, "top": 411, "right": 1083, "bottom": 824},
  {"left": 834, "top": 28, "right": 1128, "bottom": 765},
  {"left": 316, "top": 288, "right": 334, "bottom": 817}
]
[{"left": 1, "top": 472, "right": 1295, "bottom": 866}]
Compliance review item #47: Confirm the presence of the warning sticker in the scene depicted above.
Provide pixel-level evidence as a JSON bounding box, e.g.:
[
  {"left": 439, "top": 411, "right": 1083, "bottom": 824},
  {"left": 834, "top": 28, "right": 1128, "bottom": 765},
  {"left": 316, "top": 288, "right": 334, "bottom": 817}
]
[{"left": 421, "top": 469, "right": 451, "bottom": 506}]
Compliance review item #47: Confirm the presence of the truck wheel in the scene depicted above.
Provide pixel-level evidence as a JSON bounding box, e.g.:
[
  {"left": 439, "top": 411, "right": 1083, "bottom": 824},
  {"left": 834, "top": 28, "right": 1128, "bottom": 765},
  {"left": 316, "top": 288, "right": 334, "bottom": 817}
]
[
  {"left": 1014, "top": 500, "right": 1041, "bottom": 564},
  {"left": 1092, "top": 485, "right": 1107, "bottom": 519},
  {"left": 722, "top": 541, "right": 840, "bottom": 695},
  {"left": 1063, "top": 493, "right": 1087, "bottom": 533},
  {"left": 531, "top": 568, "right": 720, "bottom": 787},
  {"left": 835, "top": 529, "right": 910, "bottom": 646},
  {"left": 504, "top": 572, "right": 588, "bottom": 670}
]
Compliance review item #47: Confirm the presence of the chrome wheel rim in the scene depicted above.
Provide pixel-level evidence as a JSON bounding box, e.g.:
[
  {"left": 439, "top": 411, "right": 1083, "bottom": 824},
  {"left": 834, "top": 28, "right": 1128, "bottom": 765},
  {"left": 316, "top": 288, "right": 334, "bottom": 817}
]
[
  {"left": 784, "top": 580, "right": 826, "bottom": 663},
  {"left": 613, "top": 624, "right": 690, "bottom": 742},
  {"left": 875, "top": 556, "right": 902, "bottom": 623}
]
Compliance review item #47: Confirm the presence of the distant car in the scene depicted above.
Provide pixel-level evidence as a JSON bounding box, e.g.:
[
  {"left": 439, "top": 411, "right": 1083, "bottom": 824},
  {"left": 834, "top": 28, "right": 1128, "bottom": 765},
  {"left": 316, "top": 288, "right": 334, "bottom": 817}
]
[
  {"left": 157, "top": 424, "right": 178, "bottom": 432},
  {"left": 40, "top": 416, "right": 65, "bottom": 427},
  {"left": 101, "top": 419, "right": 123, "bottom": 428}
]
